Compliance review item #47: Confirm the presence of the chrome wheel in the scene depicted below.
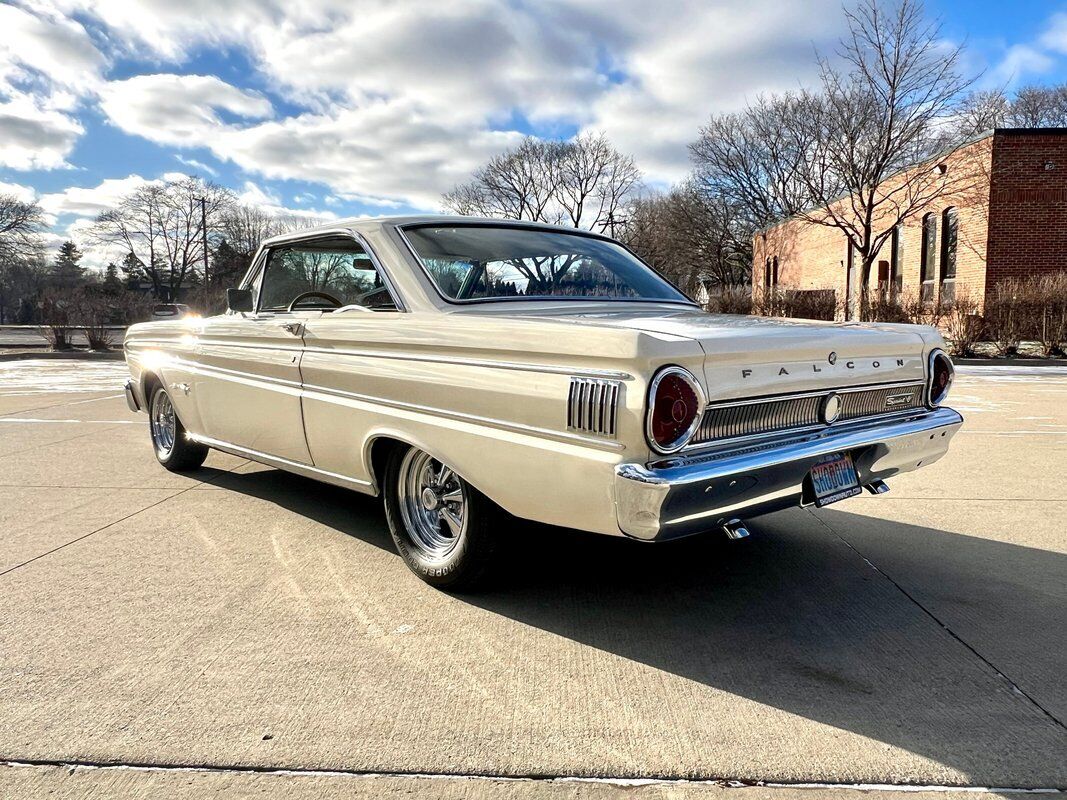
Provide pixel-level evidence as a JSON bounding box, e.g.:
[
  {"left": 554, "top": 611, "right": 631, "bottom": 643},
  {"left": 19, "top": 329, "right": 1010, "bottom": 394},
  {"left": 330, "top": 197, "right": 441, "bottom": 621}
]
[
  {"left": 396, "top": 449, "right": 467, "bottom": 562},
  {"left": 150, "top": 388, "right": 177, "bottom": 458}
]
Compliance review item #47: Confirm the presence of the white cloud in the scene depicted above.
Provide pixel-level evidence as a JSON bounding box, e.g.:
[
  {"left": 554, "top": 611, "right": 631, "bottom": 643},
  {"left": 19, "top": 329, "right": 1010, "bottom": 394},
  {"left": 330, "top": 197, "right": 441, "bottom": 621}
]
[
  {"left": 175, "top": 155, "right": 218, "bottom": 176},
  {"left": 236, "top": 180, "right": 338, "bottom": 223},
  {"left": 38, "top": 174, "right": 156, "bottom": 218},
  {"left": 99, "top": 74, "right": 272, "bottom": 145},
  {"left": 0, "top": 4, "right": 105, "bottom": 90},
  {"left": 988, "top": 44, "right": 1055, "bottom": 88},
  {"left": 51, "top": 0, "right": 846, "bottom": 188},
  {"left": 0, "top": 180, "right": 37, "bottom": 202},
  {"left": 1039, "top": 12, "right": 1067, "bottom": 55},
  {"left": 213, "top": 100, "right": 524, "bottom": 209},
  {"left": 0, "top": 95, "right": 83, "bottom": 169}
]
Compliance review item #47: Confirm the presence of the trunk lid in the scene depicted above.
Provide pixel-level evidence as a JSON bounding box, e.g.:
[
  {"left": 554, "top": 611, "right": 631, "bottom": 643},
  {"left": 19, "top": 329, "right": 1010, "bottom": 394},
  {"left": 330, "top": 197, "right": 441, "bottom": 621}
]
[{"left": 504, "top": 304, "right": 929, "bottom": 401}]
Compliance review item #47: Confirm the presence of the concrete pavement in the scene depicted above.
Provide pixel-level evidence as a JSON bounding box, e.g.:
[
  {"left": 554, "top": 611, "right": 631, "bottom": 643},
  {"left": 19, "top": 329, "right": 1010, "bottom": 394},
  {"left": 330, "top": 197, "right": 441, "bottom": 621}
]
[{"left": 0, "top": 358, "right": 1064, "bottom": 797}]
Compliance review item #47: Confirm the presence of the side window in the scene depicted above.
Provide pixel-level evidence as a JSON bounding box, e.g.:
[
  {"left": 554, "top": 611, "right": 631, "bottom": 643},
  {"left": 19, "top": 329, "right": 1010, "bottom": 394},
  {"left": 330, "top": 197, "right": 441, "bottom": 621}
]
[{"left": 257, "top": 237, "right": 397, "bottom": 312}]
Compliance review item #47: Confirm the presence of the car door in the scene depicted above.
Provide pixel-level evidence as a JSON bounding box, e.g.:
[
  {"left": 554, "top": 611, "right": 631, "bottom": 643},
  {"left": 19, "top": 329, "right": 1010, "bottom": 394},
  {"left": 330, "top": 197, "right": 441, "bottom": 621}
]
[{"left": 192, "top": 242, "right": 325, "bottom": 463}]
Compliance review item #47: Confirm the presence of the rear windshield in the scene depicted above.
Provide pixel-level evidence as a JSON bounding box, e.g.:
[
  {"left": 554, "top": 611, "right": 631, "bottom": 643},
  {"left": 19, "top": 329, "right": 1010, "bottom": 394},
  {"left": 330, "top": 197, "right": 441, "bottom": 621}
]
[{"left": 403, "top": 225, "right": 691, "bottom": 304}]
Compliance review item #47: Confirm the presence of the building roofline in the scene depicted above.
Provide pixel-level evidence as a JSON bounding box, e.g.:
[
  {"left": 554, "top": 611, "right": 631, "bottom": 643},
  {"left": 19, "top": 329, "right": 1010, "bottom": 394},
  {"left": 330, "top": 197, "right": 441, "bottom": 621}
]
[
  {"left": 994, "top": 126, "right": 1067, "bottom": 136},
  {"left": 752, "top": 128, "right": 996, "bottom": 237}
]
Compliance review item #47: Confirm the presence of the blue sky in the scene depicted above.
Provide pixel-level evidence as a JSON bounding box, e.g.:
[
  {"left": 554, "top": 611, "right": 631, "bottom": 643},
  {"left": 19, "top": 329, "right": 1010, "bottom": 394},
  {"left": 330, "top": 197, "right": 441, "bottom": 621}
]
[{"left": 1, "top": 0, "right": 1066, "bottom": 267}]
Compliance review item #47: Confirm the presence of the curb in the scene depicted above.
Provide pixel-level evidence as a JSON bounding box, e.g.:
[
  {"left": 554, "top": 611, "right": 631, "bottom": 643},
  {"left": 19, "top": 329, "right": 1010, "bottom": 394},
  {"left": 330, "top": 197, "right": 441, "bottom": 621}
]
[
  {"left": 954, "top": 357, "right": 1067, "bottom": 367},
  {"left": 0, "top": 350, "right": 125, "bottom": 362}
]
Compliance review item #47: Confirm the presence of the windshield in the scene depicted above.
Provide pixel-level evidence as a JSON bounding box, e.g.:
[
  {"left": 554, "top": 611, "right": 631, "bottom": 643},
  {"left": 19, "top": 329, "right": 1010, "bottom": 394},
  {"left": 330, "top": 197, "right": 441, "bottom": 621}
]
[{"left": 403, "top": 225, "right": 691, "bottom": 304}]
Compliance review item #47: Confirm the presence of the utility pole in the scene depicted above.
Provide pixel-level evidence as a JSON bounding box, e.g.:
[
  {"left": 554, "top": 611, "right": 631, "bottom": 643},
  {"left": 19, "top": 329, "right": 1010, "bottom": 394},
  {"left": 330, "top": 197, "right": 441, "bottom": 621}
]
[{"left": 197, "top": 196, "right": 209, "bottom": 286}]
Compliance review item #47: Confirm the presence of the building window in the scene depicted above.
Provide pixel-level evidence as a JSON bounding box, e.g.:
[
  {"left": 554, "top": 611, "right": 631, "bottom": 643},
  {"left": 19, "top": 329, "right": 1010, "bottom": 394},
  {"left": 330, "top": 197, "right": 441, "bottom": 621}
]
[
  {"left": 920, "top": 212, "right": 937, "bottom": 302},
  {"left": 939, "top": 207, "right": 958, "bottom": 304},
  {"left": 764, "top": 257, "right": 772, "bottom": 289},
  {"left": 890, "top": 224, "right": 903, "bottom": 299},
  {"left": 771, "top": 256, "right": 779, "bottom": 288}
]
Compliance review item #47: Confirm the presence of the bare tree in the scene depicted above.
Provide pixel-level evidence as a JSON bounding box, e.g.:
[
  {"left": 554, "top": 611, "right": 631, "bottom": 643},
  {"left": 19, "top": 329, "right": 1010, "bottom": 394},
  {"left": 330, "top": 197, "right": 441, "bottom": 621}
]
[
  {"left": 954, "top": 88, "right": 1011, "bottom": 136},
  {"left": 954, "top": 83, "right": 1067, "bottom": 136},
  {"left": 1009, "top": 84, "right": 1067, "bottom": 128},
  {"left": 694, "top": 0, "right": 979, "bottom": 318},
  {"left": 623, "top": 183, "right": 750, "bottom": 296},
  {"left": 443, "top": 134, "right": 642, "bottom": 234},
  {"left": 691, "top": 94, "right": 813, "bottom": 232},
  {"left": 0, "top": 193, "right": 45, "bottom": 261},
  {"left": 92, "top": 177, "right": 235, "bottom": 299}
]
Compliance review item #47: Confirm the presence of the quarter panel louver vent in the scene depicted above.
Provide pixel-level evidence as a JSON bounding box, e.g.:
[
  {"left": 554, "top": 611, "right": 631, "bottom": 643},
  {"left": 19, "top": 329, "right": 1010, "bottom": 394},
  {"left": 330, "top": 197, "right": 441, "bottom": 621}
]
[{"left": 567, "top": 378, "right": 622, "bottom": 437}]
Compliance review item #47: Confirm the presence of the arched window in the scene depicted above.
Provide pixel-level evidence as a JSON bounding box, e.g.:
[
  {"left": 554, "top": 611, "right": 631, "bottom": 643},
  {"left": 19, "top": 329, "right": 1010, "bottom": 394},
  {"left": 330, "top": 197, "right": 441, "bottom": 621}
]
[
  {"left": 920, "top": 212, "right": 937, "bottom": 302},
  {"left": 772, "top": 256, "right": 779, "bottom": 288},
  {"left": 764, "top": 257, "right": 772, "bottom": 289},
  {"left": 890, "top": 224, "right": 903, "bottom": 299},
  {"left": 939, "top": 207, "right": 958, "bottom": 303}
]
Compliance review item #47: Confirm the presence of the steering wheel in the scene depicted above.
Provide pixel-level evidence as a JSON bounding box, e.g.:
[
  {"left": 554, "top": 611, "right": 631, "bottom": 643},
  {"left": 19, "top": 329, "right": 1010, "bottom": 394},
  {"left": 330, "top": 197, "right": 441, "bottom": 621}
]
[{"left": 288, "top": 291, "right": 343, "bottom": 312}]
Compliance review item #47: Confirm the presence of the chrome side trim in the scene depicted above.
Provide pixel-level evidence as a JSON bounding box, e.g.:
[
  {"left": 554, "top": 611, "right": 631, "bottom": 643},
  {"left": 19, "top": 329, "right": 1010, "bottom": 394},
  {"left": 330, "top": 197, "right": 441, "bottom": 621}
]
[
  {"left": 188, "top": 433, "right": 375, "bottom": 493},
  {"left": 567, "top": 377, "right": 622, "bottom": 436},
  {"left": 302, "top": 382, "right": 627, "bottom": 452},
  {"left": 130, "top": 338, "right": 634, "bottom": 381},
  {"left": 139, "top": 353, "right": 626, "bottom": 451},
  {"left": 302, "top": 346, "right": 635, "bottom": 381}
]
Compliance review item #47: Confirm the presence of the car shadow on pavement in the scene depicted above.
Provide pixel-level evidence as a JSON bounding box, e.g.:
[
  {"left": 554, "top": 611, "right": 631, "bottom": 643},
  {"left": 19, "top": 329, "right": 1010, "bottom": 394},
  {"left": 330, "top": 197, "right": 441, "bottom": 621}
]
[{"left": 199, "top": 465, "right": 1067, "bottom": 784}]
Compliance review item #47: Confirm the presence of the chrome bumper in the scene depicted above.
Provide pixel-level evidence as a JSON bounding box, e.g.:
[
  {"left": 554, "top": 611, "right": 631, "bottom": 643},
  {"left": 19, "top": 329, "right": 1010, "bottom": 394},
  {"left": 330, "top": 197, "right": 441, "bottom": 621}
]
[
  {"left": 124, "top": 379, "right": 141, "bottom": 413},
  {"left": 614, "top": 407, "right": 963, "bottom": 541}
]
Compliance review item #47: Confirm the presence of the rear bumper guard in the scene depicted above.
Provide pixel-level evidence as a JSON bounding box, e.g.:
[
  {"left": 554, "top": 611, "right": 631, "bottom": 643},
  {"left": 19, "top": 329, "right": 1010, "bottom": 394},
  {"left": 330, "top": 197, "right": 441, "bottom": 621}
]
[{"left": 614, "top": 407, "right": 963, "bottom": 541}]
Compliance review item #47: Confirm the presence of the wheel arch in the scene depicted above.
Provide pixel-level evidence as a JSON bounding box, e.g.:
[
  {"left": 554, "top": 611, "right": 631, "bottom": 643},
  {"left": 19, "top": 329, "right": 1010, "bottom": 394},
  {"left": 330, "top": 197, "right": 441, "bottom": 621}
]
[{"left": 363, "top": 430, "right": 492, "bottom": 502}]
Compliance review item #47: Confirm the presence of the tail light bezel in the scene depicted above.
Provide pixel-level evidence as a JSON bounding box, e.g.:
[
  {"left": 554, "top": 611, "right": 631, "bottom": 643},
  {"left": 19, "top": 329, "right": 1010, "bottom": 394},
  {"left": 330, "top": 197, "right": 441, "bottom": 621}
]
[
  {"left": 646, "top": 365, "right": 706, "bottom": 455},
  {"left": 926, "top": 349, "right": 955, "bottom": 408}
]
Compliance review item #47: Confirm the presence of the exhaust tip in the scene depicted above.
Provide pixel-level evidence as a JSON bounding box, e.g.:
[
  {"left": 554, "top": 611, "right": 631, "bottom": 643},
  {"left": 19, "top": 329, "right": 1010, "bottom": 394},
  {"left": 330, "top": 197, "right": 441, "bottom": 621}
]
[
  {"left": 864, "top": 479, "right": 890, "bottom": 495},
  {"left": 723, "top": 519, "right": 750, "bottom": 540}
]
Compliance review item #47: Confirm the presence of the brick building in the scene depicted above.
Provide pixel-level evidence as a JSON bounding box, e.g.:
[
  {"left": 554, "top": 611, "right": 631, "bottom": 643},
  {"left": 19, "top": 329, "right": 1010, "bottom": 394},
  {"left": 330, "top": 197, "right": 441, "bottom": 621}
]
[{"left": 752, "top": 128, "right": 1067, "bottom": 319}]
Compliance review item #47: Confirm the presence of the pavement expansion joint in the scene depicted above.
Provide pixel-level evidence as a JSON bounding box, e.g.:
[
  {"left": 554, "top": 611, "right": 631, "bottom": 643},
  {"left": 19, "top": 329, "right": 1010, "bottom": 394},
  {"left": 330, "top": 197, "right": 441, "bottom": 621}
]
[
  {"left": 0, "top": 759, "right": 1063, "bottom": 794},
  {"left": 0, "top": 459, "right": 251, "bottom": 578},
  {"left": 809, "top": 510, "right": 1067, "bottom": 734}
]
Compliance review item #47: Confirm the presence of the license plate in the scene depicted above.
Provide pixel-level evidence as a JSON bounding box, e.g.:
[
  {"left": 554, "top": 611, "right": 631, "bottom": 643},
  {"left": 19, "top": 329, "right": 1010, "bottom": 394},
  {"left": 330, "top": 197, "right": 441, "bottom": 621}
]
[{"left": 810, "top": 452, "right": 861, "bottom": 507}]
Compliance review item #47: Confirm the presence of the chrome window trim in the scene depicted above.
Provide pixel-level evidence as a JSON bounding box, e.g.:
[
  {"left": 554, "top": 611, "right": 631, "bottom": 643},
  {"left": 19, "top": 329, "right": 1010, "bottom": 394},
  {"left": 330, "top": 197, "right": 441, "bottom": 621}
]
[
  {"left": 646, "top": 365, "right": 707, "bottom": 455},
  {"left": 926, "top": 348, "right": 955, "bottom": 408},
  {"left": 394, "top": 221, "right": 699, "bottom": 308},
  {"left": 238, "top": 228, "right": 408, "bottom": 314}
]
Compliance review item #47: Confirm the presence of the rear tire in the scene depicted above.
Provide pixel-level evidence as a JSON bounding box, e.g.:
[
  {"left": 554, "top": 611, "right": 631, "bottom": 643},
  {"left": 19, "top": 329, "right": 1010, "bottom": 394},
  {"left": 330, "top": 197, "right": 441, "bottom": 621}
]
[
  {"left": 148, "top": 384, "right": 208, "bottom": 472},
  {"left": 383, "top": 445, "right": 501, "bottom": 590}
]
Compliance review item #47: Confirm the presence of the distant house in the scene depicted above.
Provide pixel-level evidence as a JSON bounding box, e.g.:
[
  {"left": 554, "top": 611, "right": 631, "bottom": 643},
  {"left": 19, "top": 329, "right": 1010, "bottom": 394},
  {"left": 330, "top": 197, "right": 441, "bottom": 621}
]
[{"left": 753, "top": 128, "right": 1067, "bottom": 319}]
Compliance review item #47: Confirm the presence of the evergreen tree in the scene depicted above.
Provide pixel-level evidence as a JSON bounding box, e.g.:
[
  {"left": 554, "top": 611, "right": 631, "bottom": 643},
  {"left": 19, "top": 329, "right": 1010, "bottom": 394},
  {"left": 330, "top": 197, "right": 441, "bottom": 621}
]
[
  {"left": 50, "top": 241, "right": 84, "bottom": 288},
  {"left": 120, "top": 251, "right": 144, "bottom": 289},
  {"left": 102, "top": 261, "right": 122, "bottom": 294}
]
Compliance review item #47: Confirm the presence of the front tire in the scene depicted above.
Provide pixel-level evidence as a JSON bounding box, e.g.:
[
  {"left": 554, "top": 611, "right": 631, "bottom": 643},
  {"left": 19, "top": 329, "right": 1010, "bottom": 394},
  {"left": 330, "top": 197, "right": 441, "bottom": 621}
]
[
  {"left": 148, "top": 385, "right": 208, "bottom": 472},
  {"left": 383, "top": 446, "right": 501, "bottom": 590}
]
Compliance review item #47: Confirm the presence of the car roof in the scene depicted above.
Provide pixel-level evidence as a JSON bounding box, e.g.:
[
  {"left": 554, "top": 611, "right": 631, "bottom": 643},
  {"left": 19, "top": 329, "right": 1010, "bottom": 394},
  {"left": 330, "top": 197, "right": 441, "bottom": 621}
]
[{"left": 260, "top": 215, "right": 618, "bottom": 247}]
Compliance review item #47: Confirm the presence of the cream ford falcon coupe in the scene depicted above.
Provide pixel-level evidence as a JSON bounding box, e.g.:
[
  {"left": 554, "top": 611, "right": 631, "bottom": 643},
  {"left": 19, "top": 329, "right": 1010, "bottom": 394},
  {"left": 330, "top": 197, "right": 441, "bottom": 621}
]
[{"left": 124, "top": 217, "right": 961, "bottom": 589}]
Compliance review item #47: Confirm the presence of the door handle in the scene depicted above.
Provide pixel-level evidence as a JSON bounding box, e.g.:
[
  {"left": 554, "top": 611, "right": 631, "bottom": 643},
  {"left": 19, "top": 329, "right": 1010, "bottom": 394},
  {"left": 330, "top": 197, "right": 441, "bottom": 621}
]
[{"left": 279, "top": 322, "right": 304, "bottom": 336}]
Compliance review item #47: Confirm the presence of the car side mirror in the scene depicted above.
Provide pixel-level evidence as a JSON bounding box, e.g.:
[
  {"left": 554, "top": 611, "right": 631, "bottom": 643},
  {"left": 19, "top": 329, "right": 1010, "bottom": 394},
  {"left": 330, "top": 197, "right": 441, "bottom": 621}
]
[{"left": 226, "top": 288, "right": 253, "bottom": 313}]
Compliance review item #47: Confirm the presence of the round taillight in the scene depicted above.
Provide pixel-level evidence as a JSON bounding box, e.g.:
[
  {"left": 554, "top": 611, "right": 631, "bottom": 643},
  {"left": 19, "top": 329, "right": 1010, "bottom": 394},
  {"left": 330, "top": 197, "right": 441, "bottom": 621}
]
[
  {"left": 647, "top": 366, "right": 704, "bottom": 453},
  {"left": 927, "top": 350, "right": 954, "bottom": 407}
]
